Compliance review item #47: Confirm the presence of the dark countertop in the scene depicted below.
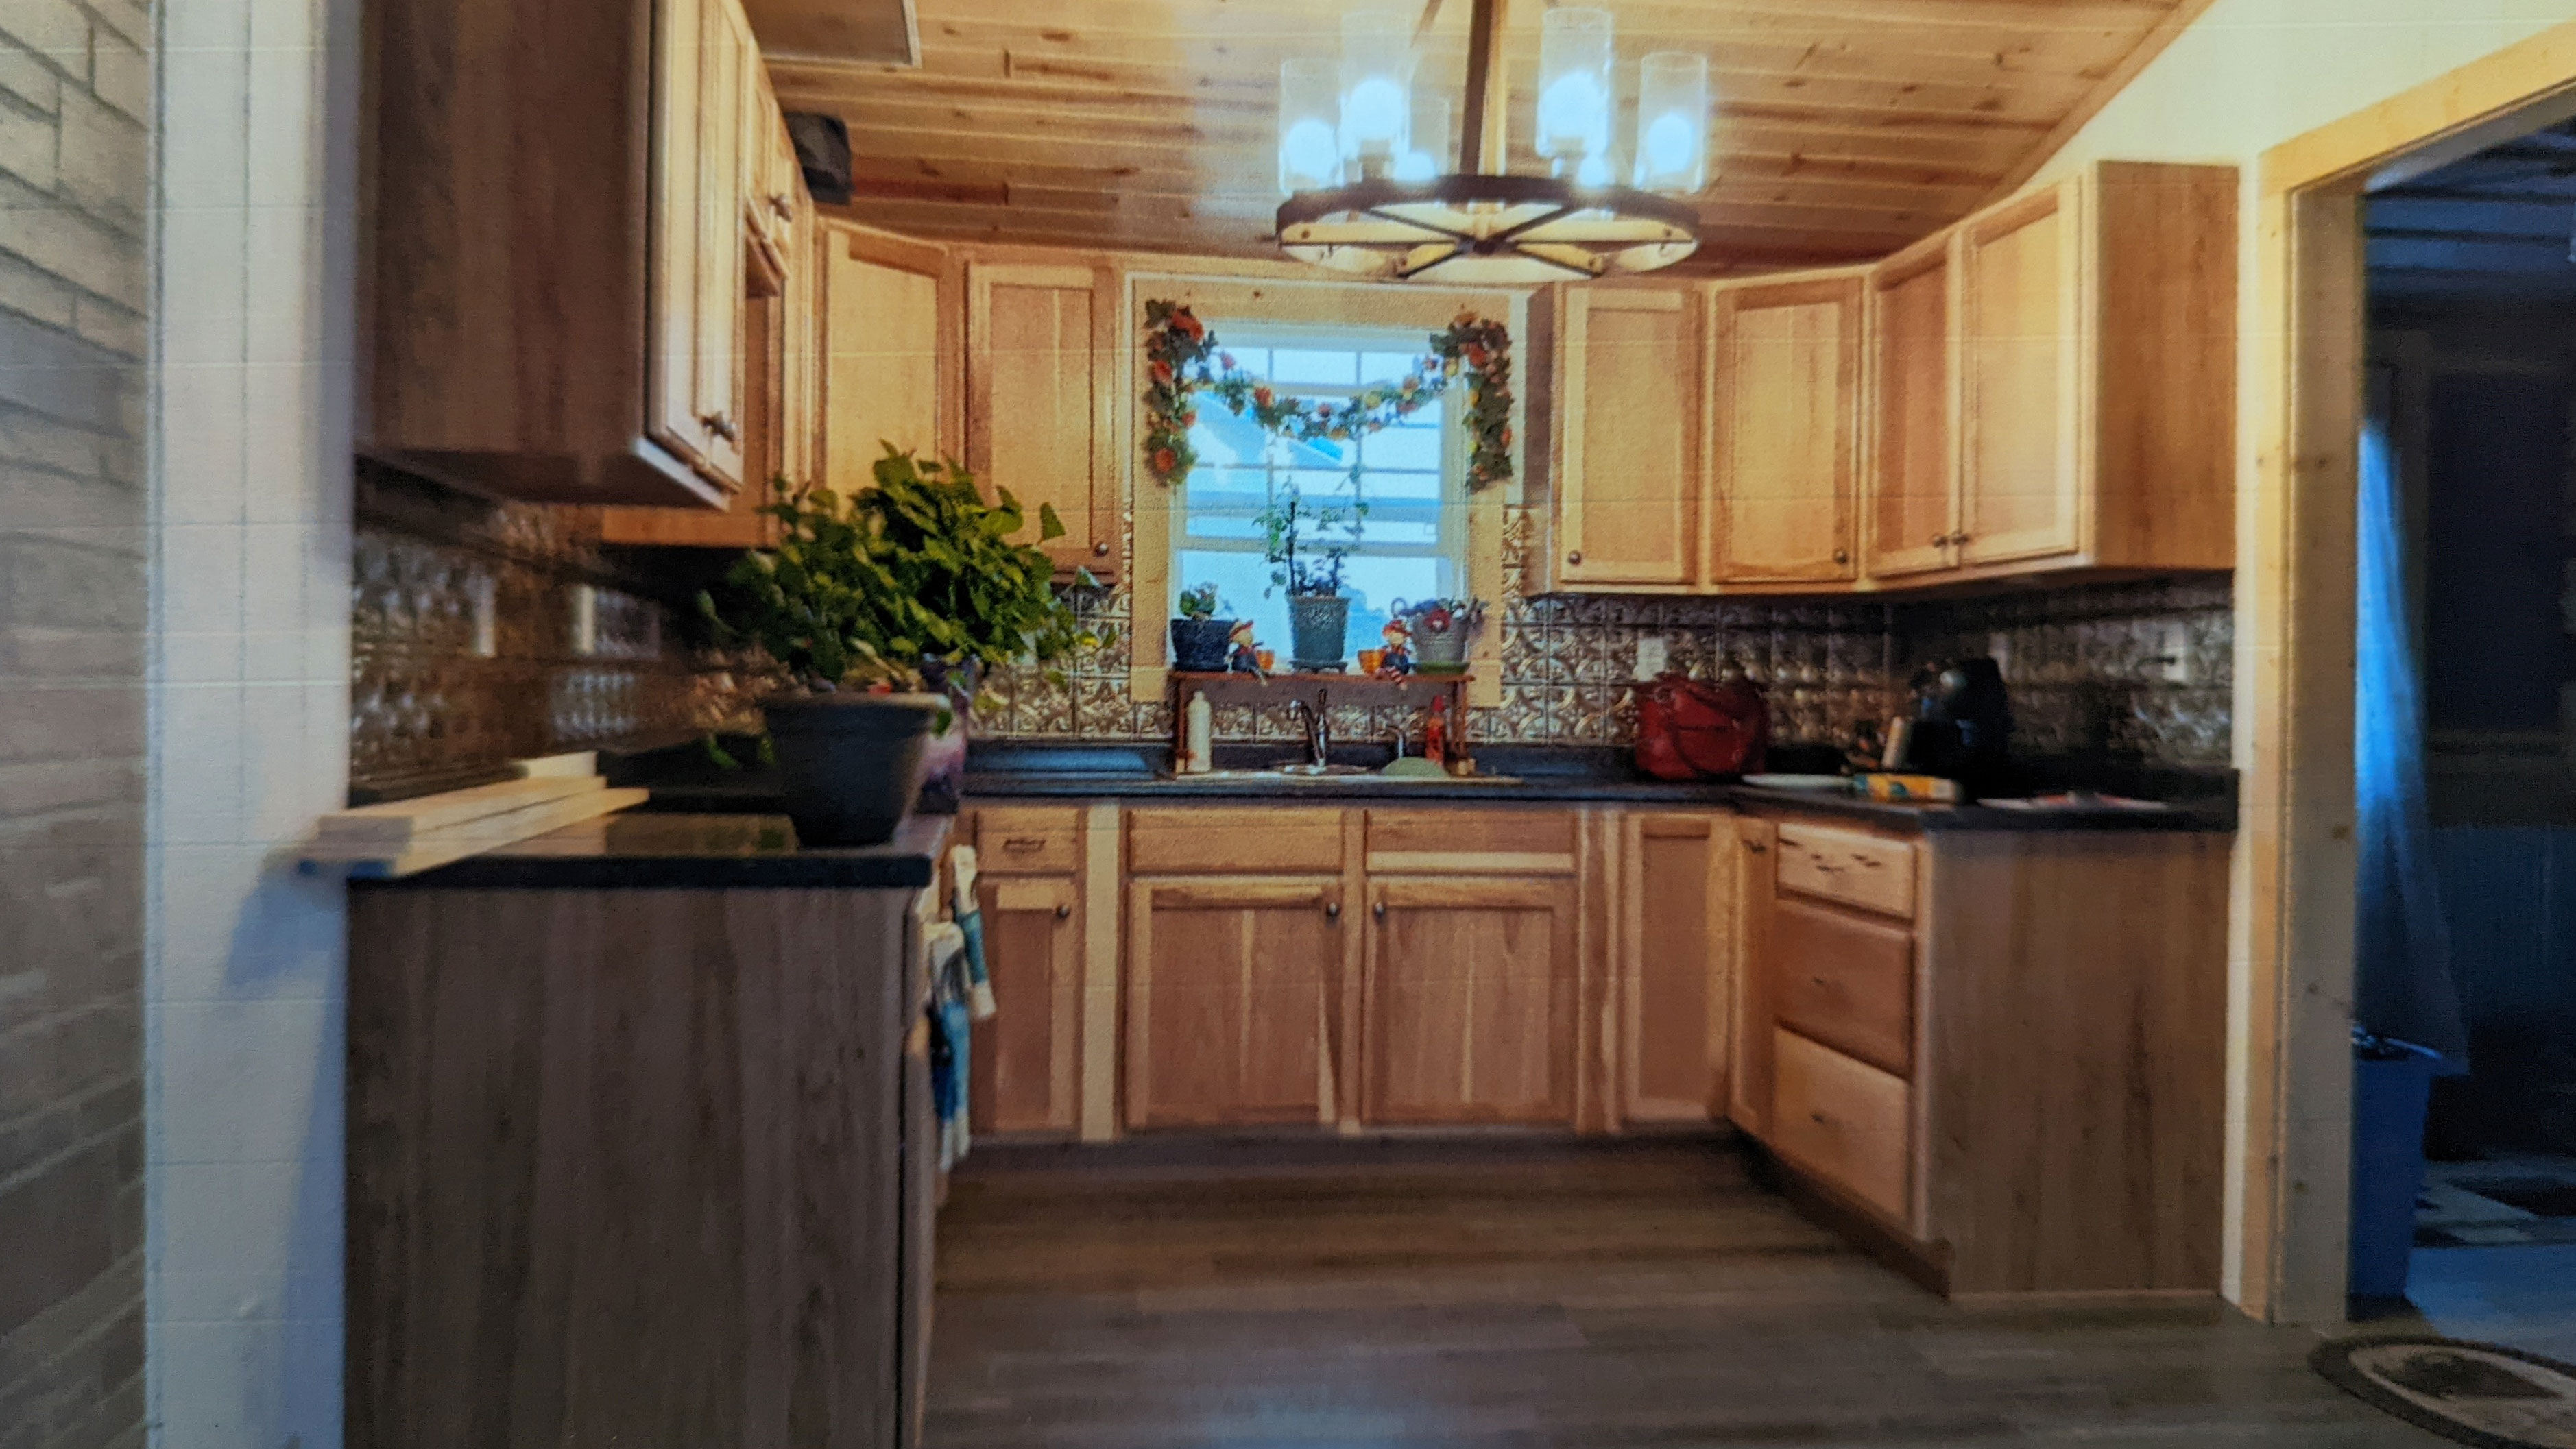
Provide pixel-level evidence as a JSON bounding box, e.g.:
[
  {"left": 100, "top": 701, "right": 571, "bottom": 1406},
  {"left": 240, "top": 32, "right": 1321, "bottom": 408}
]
[
  {"left": 351, "top": 812, "right": 953, "bottom": 890},
  {"left": 591, "top": 739, "right": 2237, "bottom": 836},
  {"left": 950, "top": 742, "right": 2237, "bottom": 833}
]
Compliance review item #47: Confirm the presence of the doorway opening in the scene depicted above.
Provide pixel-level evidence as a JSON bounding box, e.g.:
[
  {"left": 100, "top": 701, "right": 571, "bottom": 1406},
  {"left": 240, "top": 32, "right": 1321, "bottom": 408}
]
[{"left": 2350, "top": 118, "right": 2576, "bottom": 1358}]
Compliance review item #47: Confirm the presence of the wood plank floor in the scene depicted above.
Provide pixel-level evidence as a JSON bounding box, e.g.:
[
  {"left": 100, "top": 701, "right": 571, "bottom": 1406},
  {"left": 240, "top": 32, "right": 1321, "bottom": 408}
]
[{"left": 928, "top": 1137, "right": 2444, "bottom": 1448}]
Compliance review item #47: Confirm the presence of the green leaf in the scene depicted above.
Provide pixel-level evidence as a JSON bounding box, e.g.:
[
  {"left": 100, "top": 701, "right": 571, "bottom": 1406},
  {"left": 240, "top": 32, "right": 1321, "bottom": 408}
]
[{"left": 1037, "top": 501, "right": 1066, "bottom": 542}]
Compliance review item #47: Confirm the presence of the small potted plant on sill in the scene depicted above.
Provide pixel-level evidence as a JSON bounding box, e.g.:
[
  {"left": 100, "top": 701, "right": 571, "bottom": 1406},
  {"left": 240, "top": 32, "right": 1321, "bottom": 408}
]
[
  {"left": 1391, "top": 597, "right": 1488, "bottom": 676},
  {"left": 700, "top": 448, "right": 1107, "bottom": 846},
  {"left": 1170, "top": 582, "right": 1235, "bottom": 672},
  {"left": 1259, "top": 479, "right": 1364, "bottom": 672}
]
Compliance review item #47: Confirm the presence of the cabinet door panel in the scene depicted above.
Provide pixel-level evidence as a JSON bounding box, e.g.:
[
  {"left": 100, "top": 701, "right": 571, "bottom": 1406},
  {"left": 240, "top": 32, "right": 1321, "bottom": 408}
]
[
  {"left": 687, "top": 0, "right": 750, "bottom": 489},
  {"left": 1769, "top": 899, "right": 1913, "bottom": 1077},
  {"left": 645, "top": 0, "right": 708, "bottom": 473},
  {"left": 1707, "top": 276, "right": 1861, "bottom": 583},
  {"left": 1726, "top": 818, "right": 1779, "bottom": 1138},
  {"left": 970, "top": 876, "right": 1081, "bottom": 1134},
  {"left": 967, "top": 264, "right": 1115, "bottom": 576},
  {"left": 1959, "top": 183, "right": 2083, "bottom": 566},
  {"left": 828, "top": 229, "right": 946, "bottom": 494},
  {"left": 1554, "top": 288, "right": 1700, "bottom": 589},
  {"left": 1366, "top": 877, "right": 1576, "bottom": 1124},
  {"left": 1125, "top": 879, "right": 1336, "bottom": 1128},
  {"left": 1864, "top": 244, "right": 1958, "bottom": 579},
  {"left": 1772, "top": 1028, "right": 1911, "bottom": 1228},
  {"left": 1624, "top": 815, "right": 1729, "bottom": 1124}
]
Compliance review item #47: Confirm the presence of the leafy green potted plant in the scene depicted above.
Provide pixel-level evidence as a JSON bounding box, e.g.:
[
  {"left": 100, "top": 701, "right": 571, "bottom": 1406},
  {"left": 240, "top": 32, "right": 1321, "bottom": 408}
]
[
  {"left": 1259, "top": 480, "right": 1364, "bottom": 672},
  {"left": 1170, "top": 583, "right": 1235, "bottom": 672},
  {"left": 700, "top": 448, "right": 1106, "bottom": 845}
]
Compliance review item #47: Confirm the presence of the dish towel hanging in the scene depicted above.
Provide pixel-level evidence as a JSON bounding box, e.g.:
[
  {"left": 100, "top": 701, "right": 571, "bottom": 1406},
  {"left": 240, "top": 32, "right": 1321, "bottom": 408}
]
[{"left": 926, "top": 846, "right": 998, "bottom": 1172}]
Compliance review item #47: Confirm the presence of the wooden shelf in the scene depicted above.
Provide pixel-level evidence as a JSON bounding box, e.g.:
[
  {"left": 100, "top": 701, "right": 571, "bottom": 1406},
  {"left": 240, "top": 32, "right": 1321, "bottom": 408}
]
[{"left": 1168, "top": 671, "right": 1470, "bottom": 710}]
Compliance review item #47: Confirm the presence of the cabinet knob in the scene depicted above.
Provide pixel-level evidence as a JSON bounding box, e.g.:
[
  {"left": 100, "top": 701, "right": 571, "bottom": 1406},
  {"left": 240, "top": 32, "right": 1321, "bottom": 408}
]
[
  {"left": 1832, "top": 548, "right": 1850, "bottom": 564},
  {"left": 699, "top": 411, "right": 738, "bottom": 442},
  {"left": 1951, "top": 531, "right": 1972, "bottom": 544},
  {"left": 1931, "top": 533, "right": 1951, "bottom": 546},
  {"left": 1055, "top": 903, "right": 1071, "bottom": 919},
  {"left": 769, "top": 192, "right": 795, "bottom": 219},
  {"left": 1092, "top": 541, "right": 1110, "bottom": 557},
  {"left": 1373, "top": 899, "right": 1387, "bottom": 920},
  {"left": 1566, "top": 550, "right": 1582, "bottom": 565},
  {"left": 1811, "top": 1111, "right": 1829, "bottom": 1126},
  {"left": 1325, "top": 901, "right": 1341, "bottom": 920},
  {"left": 1745, "top": 841, "right": 1767, "bottom": 855}
]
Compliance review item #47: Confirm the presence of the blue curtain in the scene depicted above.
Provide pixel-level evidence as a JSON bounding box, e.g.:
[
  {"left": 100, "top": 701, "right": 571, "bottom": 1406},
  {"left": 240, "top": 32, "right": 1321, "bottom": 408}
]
[{"left": 2355, "top": 369, "right": 2469, "bottom": 1066}]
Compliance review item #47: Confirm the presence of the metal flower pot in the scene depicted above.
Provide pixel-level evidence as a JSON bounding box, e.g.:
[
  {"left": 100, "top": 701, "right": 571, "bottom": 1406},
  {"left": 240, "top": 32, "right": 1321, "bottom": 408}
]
[
  {"left": 1286, "top": 594, "right": 1351, "bottom": 672},
  {"left": 1414, "top": 618, "right": 1471, "bottom": 673}
]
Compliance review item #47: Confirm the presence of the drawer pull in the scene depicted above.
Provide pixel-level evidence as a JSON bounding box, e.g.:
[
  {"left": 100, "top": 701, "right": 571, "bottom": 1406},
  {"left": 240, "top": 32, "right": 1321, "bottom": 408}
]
[
  {"left": 1746, "top": 841, "right": 1767, "bottom": 855},
  {"left": 1811, "top": 1111, "right": 1830, "bottom": 1125},
  {"left": 1325, "top": 901, "right": 1341, "bottom": 920},
  {"left": 1811, "top": 975, "right": 1829, "bottom": 988},
  {"left": 1054, "top": 903, "right": 1071, "bottom": 919},
  {"left": 1002, "top": 837, "right": 1046, "bottom": 852},
  {"left": 1374, "top": 899, "right": 1387, "bottom": 921}
]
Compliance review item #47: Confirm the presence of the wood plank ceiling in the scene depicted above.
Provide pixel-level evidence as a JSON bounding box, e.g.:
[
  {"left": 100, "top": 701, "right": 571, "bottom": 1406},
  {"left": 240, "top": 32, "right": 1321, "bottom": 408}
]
[{"left": 767, "top": 0, "right": 2204, "bottom": 274}]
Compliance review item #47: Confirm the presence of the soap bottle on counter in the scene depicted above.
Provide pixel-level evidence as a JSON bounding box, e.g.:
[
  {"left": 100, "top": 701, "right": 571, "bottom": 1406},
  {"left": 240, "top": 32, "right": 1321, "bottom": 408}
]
[{"left": 1183, "top": 691, "right": 1213, "bottom": 775}]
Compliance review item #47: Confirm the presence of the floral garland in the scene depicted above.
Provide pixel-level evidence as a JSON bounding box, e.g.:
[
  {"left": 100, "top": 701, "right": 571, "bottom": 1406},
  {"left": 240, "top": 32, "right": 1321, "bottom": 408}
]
[{"left": 1141, "top": 300, "right": 1515, "bottom": 493}]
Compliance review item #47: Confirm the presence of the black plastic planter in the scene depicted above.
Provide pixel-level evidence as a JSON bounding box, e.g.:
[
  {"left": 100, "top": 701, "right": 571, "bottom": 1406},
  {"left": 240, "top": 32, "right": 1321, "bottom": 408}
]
[{"left": 763, "top": 692, "right": 946, "bottom": 847}]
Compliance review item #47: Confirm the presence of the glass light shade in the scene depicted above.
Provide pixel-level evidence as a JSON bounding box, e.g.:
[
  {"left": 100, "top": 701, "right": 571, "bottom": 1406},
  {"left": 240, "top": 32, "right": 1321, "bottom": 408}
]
[
  {"left": 1536, "top": 7, "right": 1613, "bottom": 167},
  {"left": 1338, "top": 11, "right": 1412, "bottom": 179},
  {"left": 1393, "top": 93, "right": 1452, "bottom": 184},
  {"left": 1279, "top": 58, "right": 1343, "bottom": 193},
  {"left": 1633, "top": 52, "right": 1710, "bottom": 193}
]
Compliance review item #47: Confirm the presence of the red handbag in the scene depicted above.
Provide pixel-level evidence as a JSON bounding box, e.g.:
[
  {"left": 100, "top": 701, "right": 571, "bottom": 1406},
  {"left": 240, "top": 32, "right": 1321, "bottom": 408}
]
[{"left": 1635, "top": 672, "right": 1768, "bottom": 781}]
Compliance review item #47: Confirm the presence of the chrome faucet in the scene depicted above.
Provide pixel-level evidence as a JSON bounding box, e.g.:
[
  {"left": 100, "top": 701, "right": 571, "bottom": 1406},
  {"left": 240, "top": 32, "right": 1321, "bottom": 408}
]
[{"left": 1286, "top": 697, "right": 1332, "bottom": 771}]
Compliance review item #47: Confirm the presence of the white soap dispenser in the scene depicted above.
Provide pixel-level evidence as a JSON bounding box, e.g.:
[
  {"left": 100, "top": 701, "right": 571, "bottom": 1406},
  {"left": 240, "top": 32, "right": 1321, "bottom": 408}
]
[{"left": 1184, "top": 691, "right": 1214, "bottom": 774}]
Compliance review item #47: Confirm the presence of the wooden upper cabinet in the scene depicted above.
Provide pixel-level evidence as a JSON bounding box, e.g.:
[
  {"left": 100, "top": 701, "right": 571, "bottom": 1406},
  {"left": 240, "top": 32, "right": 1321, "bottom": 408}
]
[
  {"left": 1956, "top": 179, "right": 2082, "bottom": 568},
  {"left": 1125, "top": 877, "right": 1337, "bottom": 1130},
  {"left": 1863, "top": 235, "right": 1960, "bottom": 580},
  {"left": 965, "top": 263, "right": 1119, "bottom": 578},
  {"left": 1364, "top": 876, "right": 1577, "bottom": 1125},
  {"left": 826, "top": 225, "right": 950, "bottom": 494},
  {"left": 367, "top": 0, "right": 795, "bottom": 509},
  {"left": 1705, "top": 272, "right": 1864, "bottom": 585},
  {"left": 1551, "top": 286, "right": 1702, "bottom": 590}
]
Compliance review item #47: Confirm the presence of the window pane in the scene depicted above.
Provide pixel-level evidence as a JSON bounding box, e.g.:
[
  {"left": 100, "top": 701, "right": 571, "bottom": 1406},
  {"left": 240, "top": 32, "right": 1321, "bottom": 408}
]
[
  {"left": 1174, "top": 550, "right": 1284, "bottom": 655},
  {"left": 1362, "top": 424, "right": 1445, "bottom": 473},
  {"left": 1361, "top": 350, "right": 1432, "bottom": 384},
  {"left": 1188, "top": 465, "right": 1271, "bottom": 507},
  {"left": 1266, "top": 348, "right": 1357, "bottom": 386},
  {"left": 1341, "top": 555, "right": 1454, "bottom": 661}
]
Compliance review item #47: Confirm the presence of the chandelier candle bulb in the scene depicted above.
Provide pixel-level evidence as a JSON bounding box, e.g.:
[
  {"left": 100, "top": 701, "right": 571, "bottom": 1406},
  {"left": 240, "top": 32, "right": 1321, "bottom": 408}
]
[
  {"left": 1537, "top": 8, "right": 1615, "bottom": 170},
  {"left": 1279, "top": 58, "right": 1343, "bottom": 194},
  {"left": 1634, "top": 53, "right": 1711, "bottom": 194},
  {"left": 1338, "top": 11, "right": 1413, "bottom": 179}
]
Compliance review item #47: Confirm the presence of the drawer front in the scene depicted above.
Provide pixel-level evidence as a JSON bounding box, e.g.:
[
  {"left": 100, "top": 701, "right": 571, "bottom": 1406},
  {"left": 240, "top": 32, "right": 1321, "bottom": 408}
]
[
  {"left": 1772, "top": 1028, "right": 1910, "bottom": 1228},
  {"left": 1770, "top": 898, "right": 1914, "bottom": 1076},
  {"left": 1364, "top": 809, "right": 1578, "bottom": 874},
  {"left": 975, "top": 806, "right": 1083, "bottom": 874},
  {"left": 1128, "top": 807, "right": 1345, "bottom": 875},
  {"left": 1776, "top": 823, "right": 1915, "bottom": 918}
]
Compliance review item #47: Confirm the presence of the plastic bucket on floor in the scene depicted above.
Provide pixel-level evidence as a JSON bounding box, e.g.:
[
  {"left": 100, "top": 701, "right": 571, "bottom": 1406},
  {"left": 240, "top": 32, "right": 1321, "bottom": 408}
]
[{"left": 2350, "top": 1033, "right": 2444, "bottom": 1302}]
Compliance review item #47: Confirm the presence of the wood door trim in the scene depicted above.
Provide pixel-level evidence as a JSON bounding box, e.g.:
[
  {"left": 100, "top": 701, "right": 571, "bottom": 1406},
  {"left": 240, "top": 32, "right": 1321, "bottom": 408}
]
[
  {"left": 1139, "top": 877, "right": 1340, "bottom": 910},
  {"left": 1363, "top": 849, "right": 1578, "bottom": 876}
]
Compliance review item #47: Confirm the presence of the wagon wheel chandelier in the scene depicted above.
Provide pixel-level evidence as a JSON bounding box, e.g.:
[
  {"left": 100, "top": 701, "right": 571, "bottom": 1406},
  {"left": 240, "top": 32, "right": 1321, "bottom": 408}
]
[{"left": 1274, "top": 0, "right": 1709, "bottom": 284}]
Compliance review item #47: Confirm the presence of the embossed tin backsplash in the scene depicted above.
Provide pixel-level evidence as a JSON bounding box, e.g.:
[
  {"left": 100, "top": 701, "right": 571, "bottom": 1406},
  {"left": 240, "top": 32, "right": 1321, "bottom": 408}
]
[
  {"left": 348, "top": 470, "right": 2234, "bottom": 783},
  {"left": 349, "top": 465, "right": 754, "bottom": 796},
  {"left": 977, "top": 507, "right": 2235, "bottom": 769}
]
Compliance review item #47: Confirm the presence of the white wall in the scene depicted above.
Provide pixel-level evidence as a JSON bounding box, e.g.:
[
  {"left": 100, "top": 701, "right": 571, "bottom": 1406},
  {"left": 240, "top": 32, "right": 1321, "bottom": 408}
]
[
  {"left": 148, "top": 0, "right": 355, "bottom": 1439},
  {"left": 2022, "top": 0, "right": 2576, "bottom": 1321}
]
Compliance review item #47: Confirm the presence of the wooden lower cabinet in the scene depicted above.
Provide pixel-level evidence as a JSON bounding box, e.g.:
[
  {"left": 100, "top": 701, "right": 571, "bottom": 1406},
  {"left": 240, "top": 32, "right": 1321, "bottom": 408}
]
[
  {"left": 1735, "top": 812, "right": 2231, "bottom": 1297},
  {"left": 1622, "top": 813, "right": 1731, "bottom": 1124},
  {"left": 1364, "top": 876, "right": 1578, "bottom": 1125},
  {"left": 1125, "top": 877, "right": 1340, "bottom": 1129},
  {"left": 970, "top": 874, "right": 1081, "bottom": 1134}
]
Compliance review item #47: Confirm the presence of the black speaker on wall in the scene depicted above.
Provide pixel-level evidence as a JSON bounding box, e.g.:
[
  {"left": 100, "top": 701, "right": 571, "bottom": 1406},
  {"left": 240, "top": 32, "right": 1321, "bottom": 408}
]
[{"left": 786, "top": 113, "right": 852, "bottom": 206}]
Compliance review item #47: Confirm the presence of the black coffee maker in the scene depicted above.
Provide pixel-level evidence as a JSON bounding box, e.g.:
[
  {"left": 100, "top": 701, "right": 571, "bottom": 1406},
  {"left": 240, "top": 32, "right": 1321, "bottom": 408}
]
[{"left": 1900, "top": 657, "right": 2013, "bottom": 794}]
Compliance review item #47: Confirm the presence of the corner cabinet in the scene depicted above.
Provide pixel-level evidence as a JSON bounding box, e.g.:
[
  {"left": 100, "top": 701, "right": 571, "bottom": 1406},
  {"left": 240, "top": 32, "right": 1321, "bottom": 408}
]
[
  {"left": 1705, "top": 271, "right": 1865, "bottom": 587},
  {"left": 965, "top": 263, "right": 1121, "bottom": 578},
  {"left": 366, "top": 0, "right": 806, "bottom": 510},
  {"left": 1548, "top": 286, "right": 1705, "bottom": 590}
]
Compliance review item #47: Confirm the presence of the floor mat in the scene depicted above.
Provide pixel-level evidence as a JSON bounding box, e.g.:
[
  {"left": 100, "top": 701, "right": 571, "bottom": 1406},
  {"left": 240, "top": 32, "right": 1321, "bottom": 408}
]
[{"left": 2313, "top": 1337, "right": 2576, "bottom": 1448}]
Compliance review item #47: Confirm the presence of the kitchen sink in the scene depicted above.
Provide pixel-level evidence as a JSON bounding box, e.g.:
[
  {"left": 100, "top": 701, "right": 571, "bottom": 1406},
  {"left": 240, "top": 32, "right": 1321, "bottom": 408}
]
[{"left": 1168, "top": 766, "right": 1521, "bottom": 786}]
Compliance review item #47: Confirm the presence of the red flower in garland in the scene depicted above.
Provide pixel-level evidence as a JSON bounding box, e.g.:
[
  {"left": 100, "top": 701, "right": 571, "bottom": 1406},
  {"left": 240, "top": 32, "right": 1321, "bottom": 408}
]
[
  {"left": 1174, "top": 312, "right": 1205, "bottom": 341},
  {"left": 1151, "top": 446, "right": 1179, "bottom": 475},
  {"left": 1150, "top": 359, "right": 1175, "bottom": 386},
  {"left": 1253, "top": 386, "right": 1273, "bottom": 407}
]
